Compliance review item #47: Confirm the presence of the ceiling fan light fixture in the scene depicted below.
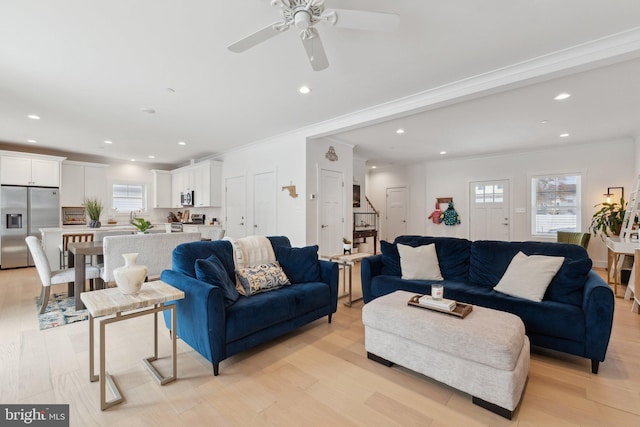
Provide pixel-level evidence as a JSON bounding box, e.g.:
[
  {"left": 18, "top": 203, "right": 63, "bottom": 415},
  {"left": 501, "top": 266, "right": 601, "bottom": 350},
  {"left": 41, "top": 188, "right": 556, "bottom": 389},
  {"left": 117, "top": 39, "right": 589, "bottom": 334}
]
[{"left": 294, "top": 10, "right": 312, "bottom": 29}]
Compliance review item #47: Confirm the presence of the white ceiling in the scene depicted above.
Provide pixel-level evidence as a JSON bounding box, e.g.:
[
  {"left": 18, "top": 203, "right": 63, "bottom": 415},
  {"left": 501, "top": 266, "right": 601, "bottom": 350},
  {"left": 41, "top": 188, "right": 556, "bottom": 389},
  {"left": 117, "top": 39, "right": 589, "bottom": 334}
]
[{"left": 1, "top": 1, "right": 640, "bottom": 167}]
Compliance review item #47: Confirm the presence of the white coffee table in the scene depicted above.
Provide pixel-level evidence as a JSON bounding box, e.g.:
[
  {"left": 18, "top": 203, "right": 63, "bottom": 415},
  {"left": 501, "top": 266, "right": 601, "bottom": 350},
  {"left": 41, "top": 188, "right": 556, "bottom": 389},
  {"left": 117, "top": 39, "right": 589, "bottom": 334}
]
[{"left": 80, "top": 280, "right": 185, "bottom": 410}]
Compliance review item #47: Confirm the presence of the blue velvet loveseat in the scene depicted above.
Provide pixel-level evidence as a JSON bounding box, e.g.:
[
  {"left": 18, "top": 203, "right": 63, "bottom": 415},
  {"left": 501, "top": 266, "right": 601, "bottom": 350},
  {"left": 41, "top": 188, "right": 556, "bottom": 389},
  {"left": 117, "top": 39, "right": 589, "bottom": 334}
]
[
  {"left": 361, "top": 235, "right": 614, "bottom": 374},
  {"left": 161, "top": 236, "right": 339, "bottom": 375}
]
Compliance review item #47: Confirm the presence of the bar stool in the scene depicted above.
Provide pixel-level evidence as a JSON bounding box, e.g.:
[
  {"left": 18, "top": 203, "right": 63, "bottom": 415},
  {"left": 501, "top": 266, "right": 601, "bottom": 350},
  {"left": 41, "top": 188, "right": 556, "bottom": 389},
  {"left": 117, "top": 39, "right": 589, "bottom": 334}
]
[{"left": 59, "top": 233, "right": 94, "bottom": 268}]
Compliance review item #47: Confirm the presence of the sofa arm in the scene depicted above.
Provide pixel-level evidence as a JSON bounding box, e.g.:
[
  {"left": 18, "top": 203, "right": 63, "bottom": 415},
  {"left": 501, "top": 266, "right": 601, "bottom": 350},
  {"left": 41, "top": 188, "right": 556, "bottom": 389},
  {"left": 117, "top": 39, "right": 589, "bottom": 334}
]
[
  {"left": 361, "top": 254, "right": 383, "bottom": 304},
  {"left": 582, "top": 270, "right": 615, "bottom": 362},
  {"left": 160, "top": 269, "right": 227, "bottom": 365},
  {"left": 319, "top": 260, "right": 339, "bottom": 312}
]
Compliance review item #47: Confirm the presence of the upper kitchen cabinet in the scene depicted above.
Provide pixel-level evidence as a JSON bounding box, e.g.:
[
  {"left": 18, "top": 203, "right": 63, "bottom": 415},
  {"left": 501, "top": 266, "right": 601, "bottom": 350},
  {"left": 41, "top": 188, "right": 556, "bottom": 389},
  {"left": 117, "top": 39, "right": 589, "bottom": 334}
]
[
  {"left": 192, "top": 160, "right": 222, "bottom": 207},
  {"left": 60, "top": 161, "right": 108, "bottom": 206},
  {"left": 170, "top": 160, "right": 222, "bottom": 208},
  {"left": 152, "top": 170, "right": 172, "bottom": 208},
  {"left": 171, "top": 170, "right": 184, "bottom": 208},
  {"left": 0, "top": 152, "right": 64, "bottom": 187}
]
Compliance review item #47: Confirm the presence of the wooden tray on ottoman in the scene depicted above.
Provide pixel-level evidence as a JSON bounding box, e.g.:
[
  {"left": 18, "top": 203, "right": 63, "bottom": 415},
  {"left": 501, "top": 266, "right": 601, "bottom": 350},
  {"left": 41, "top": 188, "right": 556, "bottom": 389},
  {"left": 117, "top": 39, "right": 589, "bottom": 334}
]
[{"left": 408, "top": 294, "right": 473, "bottom": 319}]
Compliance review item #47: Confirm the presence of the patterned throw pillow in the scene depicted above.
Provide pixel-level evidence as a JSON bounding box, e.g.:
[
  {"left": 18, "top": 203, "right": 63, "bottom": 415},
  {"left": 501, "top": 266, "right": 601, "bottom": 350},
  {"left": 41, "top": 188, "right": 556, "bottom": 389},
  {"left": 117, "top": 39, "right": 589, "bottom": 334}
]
[{"left": 235, "top": 261, "right": 291, "bottom": 296}]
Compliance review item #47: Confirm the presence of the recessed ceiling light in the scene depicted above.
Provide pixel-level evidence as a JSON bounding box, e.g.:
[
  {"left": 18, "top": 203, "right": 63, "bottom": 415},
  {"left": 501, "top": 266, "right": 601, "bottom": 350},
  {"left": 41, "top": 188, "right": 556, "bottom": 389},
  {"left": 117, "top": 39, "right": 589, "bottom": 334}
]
[
  {"left": 371, "top": 166, "right": 377, "bottom": 169},
  {"left": 560, "top": 133, "right": 570, "bottom": 138},
  {"left": 27, "top": 114, "right": 40, "bottom": 120},
  {"left": 540, "top": 120, "right": 549, "bottom": 124},
  {"left": 27, "top": 139, "right": 37, "bottom": 143},
  {"left": 396, "top": 128, "right": 405, "bottom": 134},
  {"left": 298, "top": 86, "right": 311, "bottom": 94},
  {"left": 178, "top": 141, "right": 186, "bottom": 146},
  {"left": 130, "top": 158, "right": 136, "bottom": 162},
  {"left": 140, "top": 107, "right": 156, "bottom": 114},
  {"left": 554, "top": 93, "right": 571, "bottom": 101},
  {"left": 440, "top": 151, "right": 447, "bottom": 155},
  {"left": 148, "top": 155, "right": 155, "bottom": 159},
  {"left": 104, "top": 140, "right": 113, "bottom": 144}
]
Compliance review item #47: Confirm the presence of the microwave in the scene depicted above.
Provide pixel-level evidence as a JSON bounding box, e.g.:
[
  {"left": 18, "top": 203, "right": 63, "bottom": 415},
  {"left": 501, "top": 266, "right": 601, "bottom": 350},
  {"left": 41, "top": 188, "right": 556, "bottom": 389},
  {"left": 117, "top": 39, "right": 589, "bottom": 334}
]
[{"left": 181, "top": 190, "right": 194, "bottom": 207}]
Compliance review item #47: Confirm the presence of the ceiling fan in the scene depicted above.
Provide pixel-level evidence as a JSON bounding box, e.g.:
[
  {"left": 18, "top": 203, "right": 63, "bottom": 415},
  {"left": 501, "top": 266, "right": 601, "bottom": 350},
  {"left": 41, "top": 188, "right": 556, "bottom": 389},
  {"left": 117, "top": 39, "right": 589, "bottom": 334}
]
[{"left": 227, "top": 0, "right": 400, "bottom": 71}]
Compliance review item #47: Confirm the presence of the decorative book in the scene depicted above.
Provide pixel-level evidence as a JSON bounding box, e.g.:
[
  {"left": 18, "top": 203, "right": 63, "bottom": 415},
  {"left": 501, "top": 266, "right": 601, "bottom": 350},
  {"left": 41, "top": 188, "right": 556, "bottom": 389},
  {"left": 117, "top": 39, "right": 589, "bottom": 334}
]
[
  {"left": 408, "top": 295, "right": 473, "bottom": 319},
  {"left": 418, "top": 295, "right": 456, "bottom": 311}
]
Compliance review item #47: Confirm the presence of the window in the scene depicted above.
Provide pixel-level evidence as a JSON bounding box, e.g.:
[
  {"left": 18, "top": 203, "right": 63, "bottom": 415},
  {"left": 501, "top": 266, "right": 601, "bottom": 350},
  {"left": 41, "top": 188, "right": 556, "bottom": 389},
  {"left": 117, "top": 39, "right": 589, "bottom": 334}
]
[
  {"left": 474, "top": 183, "right": 504, "bottom": 204},
  {"left": 531, "top": 174, "right": 581, "bottom": 236},
  {"left": 112, "top": 184, "right": 145, "bottom": 212}
]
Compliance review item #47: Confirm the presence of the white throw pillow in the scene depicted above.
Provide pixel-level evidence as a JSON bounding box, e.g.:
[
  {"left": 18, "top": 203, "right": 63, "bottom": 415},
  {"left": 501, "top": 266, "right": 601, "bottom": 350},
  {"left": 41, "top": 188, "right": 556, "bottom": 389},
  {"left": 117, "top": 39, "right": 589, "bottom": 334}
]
[
  {"left": 397, "top": 243, "right": 443, "bottom": 280},
  {"left": 493, "top": 251, "right": 564, "bottom": 302}
]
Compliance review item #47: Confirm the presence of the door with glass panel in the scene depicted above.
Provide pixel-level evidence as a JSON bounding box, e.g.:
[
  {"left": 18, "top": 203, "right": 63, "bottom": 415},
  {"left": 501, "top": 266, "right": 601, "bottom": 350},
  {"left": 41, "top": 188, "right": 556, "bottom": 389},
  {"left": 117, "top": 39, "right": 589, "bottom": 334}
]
[{"left": 469, "top": 180, "right": 510, "bottom": 241}]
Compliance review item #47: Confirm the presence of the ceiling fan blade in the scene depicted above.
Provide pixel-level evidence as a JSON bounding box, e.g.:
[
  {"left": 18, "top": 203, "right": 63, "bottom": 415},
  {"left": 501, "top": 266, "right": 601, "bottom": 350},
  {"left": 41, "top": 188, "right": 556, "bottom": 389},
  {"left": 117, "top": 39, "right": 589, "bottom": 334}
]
[
  {"left": 227, "top": 23, "right": 287, "bottom": 53},
  {"left": 329, "top": 9, "right": 400, "bottom": 32},
  {"left": 301, "top": 32, "right": 329, "bottom": 71}
]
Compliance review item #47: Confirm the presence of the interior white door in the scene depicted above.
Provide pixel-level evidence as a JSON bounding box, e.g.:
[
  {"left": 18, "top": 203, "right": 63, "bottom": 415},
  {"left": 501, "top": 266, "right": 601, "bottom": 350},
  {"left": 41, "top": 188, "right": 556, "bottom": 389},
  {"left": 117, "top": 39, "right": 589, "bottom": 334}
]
[
  {"left": 319, "top": 169, "right": 344, "bottom": 256},
  {"left": 253, "top": 171, "right": 276, "bottom": 236},
  {"left": 225, "top": 176, "right": 247, "bottom": 239},
  {"left": 469, "top": 180, "right": 510, "bottom": 241},
  {"left": 386, "top": 187, "right": 407, "bottom": 241}
]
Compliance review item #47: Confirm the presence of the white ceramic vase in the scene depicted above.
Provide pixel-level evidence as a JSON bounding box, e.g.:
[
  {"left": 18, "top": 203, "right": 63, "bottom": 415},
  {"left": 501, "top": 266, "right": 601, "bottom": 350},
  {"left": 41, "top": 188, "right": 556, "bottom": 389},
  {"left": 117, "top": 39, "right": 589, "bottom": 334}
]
[{"left": 113, "top": 253, "right": 147, "bottom": 295}]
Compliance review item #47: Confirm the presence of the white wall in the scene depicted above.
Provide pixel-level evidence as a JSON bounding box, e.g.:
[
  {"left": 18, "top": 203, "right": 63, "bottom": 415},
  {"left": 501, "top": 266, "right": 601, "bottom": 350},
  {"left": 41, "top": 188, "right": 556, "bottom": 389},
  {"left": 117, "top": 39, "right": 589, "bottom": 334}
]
[
  {"left": 367, "top": 138, "right": 636, "bottom": 267},
  {"left": 305, "top": 139, "right": 354, "bottom": 249},
  {"left": 220, "top": 134, "right": 307, "bottom": 246},
  {"left": 367, "top": 163, "right": 427, "bottom": 241}
]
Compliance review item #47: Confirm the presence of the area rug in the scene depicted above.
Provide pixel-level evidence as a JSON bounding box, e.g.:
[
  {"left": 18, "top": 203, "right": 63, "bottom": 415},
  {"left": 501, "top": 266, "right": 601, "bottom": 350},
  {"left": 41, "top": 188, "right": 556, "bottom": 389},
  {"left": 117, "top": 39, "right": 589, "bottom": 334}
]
[{"left": 35, "top": 293, "right": 88, "bottom": 330}]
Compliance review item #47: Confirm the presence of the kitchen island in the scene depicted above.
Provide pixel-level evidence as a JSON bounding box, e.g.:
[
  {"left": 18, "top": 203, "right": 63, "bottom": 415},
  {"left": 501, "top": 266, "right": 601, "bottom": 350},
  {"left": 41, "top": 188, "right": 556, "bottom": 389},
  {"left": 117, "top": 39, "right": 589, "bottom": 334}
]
[{"left": 39, "top": 223, "right": 223, "bottom": 268}]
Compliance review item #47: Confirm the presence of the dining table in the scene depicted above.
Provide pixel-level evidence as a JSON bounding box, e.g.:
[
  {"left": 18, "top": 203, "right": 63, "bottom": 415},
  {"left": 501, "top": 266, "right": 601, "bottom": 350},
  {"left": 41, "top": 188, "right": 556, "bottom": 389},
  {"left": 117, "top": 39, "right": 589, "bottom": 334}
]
[{"left": 67, "top": 241, "right": 104, "bottom": 310}]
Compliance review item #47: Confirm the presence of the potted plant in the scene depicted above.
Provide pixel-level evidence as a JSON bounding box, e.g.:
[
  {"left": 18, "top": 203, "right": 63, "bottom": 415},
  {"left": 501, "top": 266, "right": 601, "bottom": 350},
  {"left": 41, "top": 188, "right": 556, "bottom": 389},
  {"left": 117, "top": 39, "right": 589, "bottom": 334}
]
[
  {"left": 131, "top": 217, "right": 154, "bottom": 234},
  {"left": 84, "top": 198, "right": 103, "bottom": 228},
  {"left": 343, "top": 237, "right": 352, "bottom": 254},
  {"left": 590, "top": 198, "right": 626, "bottom": 239}
]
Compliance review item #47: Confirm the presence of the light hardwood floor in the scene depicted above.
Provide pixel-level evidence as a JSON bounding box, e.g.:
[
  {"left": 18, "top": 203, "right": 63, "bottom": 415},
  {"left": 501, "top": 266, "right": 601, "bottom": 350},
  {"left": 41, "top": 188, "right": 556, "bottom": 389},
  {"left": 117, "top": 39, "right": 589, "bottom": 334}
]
[{"left": 1, "top": 266, "right": 639, "bottom": 426}]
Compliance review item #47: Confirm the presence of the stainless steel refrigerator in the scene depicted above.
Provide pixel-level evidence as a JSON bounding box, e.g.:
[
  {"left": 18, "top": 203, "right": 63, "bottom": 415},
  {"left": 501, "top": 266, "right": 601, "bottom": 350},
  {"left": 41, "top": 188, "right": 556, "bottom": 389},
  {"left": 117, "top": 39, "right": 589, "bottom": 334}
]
[{"left": 1, "top": 186, "right": 60, "bottom": 269}]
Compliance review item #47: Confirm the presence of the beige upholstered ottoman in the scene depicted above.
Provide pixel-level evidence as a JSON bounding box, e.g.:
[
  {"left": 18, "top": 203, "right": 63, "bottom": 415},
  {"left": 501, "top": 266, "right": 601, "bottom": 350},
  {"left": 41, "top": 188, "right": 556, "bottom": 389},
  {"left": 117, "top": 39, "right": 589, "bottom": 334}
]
[{"left": 362, "top": 290, "right": 529, "bottom": 419}]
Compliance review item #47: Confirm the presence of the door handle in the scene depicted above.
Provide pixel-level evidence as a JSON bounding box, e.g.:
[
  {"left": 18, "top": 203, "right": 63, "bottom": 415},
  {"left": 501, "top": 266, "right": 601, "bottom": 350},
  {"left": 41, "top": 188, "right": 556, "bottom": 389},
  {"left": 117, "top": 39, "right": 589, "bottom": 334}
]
[
  {"left": 254, "top": 224, "right": 258, "bottom": 228},
  {"left": 321, "top": 224, "right": 328, "bottom": 228},
  {"left": 402, "top": 220, "right": 406, "bottom": 223},
  {"left": 239, "top": 222, "right": 244, "bottom": 226}
]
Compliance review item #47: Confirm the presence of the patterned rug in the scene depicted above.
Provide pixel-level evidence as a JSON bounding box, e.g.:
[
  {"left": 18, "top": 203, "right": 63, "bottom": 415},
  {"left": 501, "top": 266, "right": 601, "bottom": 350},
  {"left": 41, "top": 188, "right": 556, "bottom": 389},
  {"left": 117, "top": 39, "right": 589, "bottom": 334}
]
[{"left": 36, "top": 293, "right": 88, "bottom": 330}]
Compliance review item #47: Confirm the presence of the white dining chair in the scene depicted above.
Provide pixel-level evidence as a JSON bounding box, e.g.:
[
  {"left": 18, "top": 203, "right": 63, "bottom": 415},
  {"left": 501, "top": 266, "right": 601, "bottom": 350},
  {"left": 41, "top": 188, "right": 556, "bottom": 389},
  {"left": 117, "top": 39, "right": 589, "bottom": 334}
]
[{"left": 26, "top": 236, "right": 101, "bottom": 314}]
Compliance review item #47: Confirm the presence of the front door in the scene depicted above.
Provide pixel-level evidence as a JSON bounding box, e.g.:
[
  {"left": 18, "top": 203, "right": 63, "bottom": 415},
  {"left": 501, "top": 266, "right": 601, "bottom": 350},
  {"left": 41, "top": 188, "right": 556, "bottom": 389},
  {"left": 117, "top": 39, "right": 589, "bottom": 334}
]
[
  {"left": 319, "top": 169, "right": 344, "bottom": 256},
  {"left": 386, "top": 187, "right": 407, "bottom": 241},
  {"left": 225, "top": 176, "right": 247, "bottom": 239},
  {"left": 469, "top": 180, "right": 510, "bottom": 241}
]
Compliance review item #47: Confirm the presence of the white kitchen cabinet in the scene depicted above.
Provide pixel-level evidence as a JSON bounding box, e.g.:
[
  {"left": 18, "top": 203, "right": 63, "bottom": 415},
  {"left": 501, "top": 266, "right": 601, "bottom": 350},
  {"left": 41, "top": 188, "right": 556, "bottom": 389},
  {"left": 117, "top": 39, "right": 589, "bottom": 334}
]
[
  {"left": 171, "top": 170, "right": 184, "bottom": 208},
  {"left": 192, "top": 160, "right": 222, "bottom": 207},
  {"left": 169, "top": 160, "right": 222, "bottom": 208},
  {"left": 60, "top": 161, "right": 108, "bottom": 206},
  {"left": 152, "top": 170, "right": 172, "bottom": 208},
  {"left": 0, "top": 155, "right": 61, "bottom": 187}
]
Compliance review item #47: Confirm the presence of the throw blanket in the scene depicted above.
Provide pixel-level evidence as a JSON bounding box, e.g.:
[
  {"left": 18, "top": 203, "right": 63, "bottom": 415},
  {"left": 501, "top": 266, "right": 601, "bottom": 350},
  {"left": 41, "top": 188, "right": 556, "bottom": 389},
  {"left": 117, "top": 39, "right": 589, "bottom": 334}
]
[{"left": 228, "top": 236, "right": 276, "bottom": 271}]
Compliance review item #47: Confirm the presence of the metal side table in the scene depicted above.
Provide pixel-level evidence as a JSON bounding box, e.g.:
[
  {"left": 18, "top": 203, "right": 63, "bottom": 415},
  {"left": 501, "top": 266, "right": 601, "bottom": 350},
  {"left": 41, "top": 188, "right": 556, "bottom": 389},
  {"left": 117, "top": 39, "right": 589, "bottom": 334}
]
[
  {"left": 81, "top": 280, "right": 184, "bottom": 410},
  {"left": 329, "top": 253, "right": 371, "bottom": 307}
]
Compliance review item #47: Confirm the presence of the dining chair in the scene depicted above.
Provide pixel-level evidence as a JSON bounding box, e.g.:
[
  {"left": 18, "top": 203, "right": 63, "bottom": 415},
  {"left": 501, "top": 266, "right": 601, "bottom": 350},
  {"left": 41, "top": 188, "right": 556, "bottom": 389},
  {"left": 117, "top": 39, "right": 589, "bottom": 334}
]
[
  {"left": 556, "top": 231, "right": 591, "bottom": 249},
  {"left": 26, "top": 236, "right": 100, "bottom": 314},
  {"left": 59, "top": 233, "right": 94, "bottom": 268}
]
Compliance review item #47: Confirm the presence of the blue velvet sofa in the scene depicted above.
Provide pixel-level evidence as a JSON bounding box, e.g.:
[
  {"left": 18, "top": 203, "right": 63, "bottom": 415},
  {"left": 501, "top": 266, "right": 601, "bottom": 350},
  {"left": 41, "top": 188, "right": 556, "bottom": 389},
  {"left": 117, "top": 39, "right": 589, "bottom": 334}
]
[
  {"left": 161, "top": 236, "right": 339, "bottom": 375},
  {"left": 361, "top": 236, "right": 614, "bottom": 374}
]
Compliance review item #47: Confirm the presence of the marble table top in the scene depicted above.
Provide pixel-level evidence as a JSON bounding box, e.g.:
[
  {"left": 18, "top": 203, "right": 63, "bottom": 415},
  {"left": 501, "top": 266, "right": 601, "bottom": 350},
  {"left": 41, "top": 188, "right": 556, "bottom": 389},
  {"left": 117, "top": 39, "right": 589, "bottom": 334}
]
[{"left": 80, "top": 280, "right": 184, "bottom": 317}]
